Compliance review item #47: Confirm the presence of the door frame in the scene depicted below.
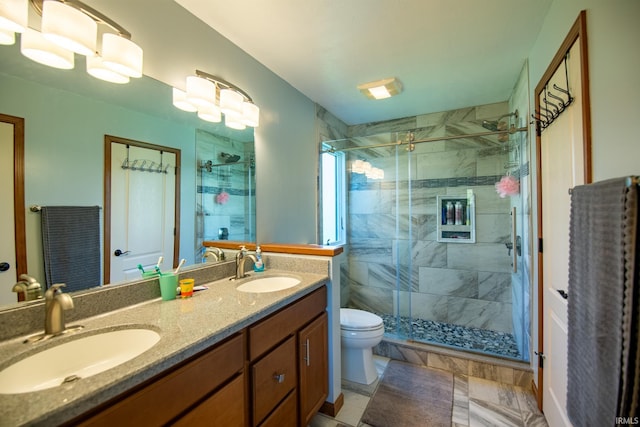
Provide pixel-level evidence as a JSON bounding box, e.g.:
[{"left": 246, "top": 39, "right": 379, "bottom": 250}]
[
  {"left": 1, "top": 114, "right": 27, "bottom": 291},
  {"left": 103, "top": 135, "right": 181, "bottom": 284},
  {"left": 534, "top": 10, "right": 591, "bottom": 409}
]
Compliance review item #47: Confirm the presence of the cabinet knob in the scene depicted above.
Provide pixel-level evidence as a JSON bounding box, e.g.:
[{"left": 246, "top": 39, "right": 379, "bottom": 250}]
[{"left": 273, "top": 373, "right": 285, "bottom": 383}]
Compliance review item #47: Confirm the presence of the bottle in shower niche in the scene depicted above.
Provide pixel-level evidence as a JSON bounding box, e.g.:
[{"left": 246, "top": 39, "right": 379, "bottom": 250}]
[
  {"left": 455, "top": 201, "right": 463, "bottom": 225},
  {"left": 442, "top": 203, "right": 448, "bottom": 225},
  {"left": 446, "top": 201, "right": 454, "bottom": 225}
]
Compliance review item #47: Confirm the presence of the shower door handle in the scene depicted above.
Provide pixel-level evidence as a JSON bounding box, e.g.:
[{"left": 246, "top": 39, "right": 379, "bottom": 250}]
[{"left": 511, "top": 207, "right": 517, "bottom": 273}]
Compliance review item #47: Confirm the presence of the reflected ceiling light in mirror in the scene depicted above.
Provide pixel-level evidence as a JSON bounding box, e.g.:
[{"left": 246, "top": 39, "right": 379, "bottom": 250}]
[
  {"left": 0, "top": 27, "right": 15, "bottom": 44},
  {"left": 86, "top": 55, "right": 129, "bottom": 84},
  {"left": 9, "top": 0, "right": 144, "bottom": 84},
  {"left": 0, "top": 0, "right": 27, "bottom": 33},
  {"left": 357, "top": 77, "right": 402, "bottom": 100},
  {"left": 21, "top": 28, "right": 74, "bottom": 69},
  {"left": 41, "top": 0, "right": 96, "bottom": 56},
  {"left": 172, "top": 70, "right": 260, "bottom": 129},
  {"left": 172, "top": 88, "right": 197, "bottom": 112}
]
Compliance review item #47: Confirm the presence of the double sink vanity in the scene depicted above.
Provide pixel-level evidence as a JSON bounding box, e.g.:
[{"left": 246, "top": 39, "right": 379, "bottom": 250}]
[{"left": 0, "top": 251, "right": 334, "bottom": 426}]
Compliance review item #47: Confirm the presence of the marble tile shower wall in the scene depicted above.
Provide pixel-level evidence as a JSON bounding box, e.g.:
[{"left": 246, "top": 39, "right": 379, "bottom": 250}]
[
  {"left": 343, "top": 102, "right": 519, "bottom": 334},
  {"left": 195, "top": 130, "right": 255, "bottom": 245}
]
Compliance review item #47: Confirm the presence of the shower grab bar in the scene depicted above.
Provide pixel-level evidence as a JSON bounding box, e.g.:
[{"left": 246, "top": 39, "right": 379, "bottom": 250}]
[{"left": 511, "top": 206, "right": 517, "bottom": 274}]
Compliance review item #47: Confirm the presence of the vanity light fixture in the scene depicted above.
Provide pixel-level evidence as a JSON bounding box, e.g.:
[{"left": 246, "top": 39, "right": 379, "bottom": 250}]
[
  {"left": 357, "top": 77, "right": 403, "bottom": 100},
  {"left": 0, "top": 0, "right": 28, "bottom": 33},
  {"left": 172, "top": 69, "right": 260, "bottom": 129},
  {"left": 1, "top": 0, "right": 143, "bottom": 83},
  {"left": 0, "top": 27, "right": 15, "bottom": 44}
]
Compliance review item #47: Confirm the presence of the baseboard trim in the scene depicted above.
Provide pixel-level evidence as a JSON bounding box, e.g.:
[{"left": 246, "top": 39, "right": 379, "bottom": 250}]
[{"left": 319, "top": 393, "right": 344, "bottom": 417}]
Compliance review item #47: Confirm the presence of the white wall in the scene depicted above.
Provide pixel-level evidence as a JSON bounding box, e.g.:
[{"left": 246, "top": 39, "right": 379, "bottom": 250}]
[{"left": 528, "top": 0, "right": 640, "bottom": 384}]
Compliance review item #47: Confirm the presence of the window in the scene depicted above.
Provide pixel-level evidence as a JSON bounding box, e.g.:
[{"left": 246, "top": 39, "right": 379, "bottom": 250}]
[{"left": 320, "top": 145, "right": 345, "bottom": 245}]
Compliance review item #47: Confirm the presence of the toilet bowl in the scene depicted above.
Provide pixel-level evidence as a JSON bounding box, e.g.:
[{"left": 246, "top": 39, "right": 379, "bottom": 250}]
[{"left": 340, "top": 308, "right": 384, "bottom": 385}]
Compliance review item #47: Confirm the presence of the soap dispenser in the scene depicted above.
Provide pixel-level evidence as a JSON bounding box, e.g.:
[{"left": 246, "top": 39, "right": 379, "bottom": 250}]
[{"left": 253, "top": 245, "right": 265, "bottom": 272}]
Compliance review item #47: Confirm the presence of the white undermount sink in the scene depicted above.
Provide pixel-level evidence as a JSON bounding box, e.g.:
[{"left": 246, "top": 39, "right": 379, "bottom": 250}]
[
  {"left": 0, "top": 328, "right": 160, "bottom": 394},
  {"left": 236, "top": 276, "right": 301, "bottom": 293}
]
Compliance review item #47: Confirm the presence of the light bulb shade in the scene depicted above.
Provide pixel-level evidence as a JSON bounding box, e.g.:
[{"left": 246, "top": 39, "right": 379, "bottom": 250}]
[
  {"left": 220, "top": 88, "right": 243, "bottom": 115},
  {"left": 197, "top": 104, "right": 222, "bottom": 123},
  {"left": 41, "top": 1, "right": 97, "bottom": 56},
  {"left": 21, "top": 28, "right": 74, "bottom": 69},
  {"left": 186, "top": 76, "right": 216, "bottom": 109},
  {"left": 225, "top": 111, "right": 246, "bottom": 130},
  {"left": 0, "top": 27, "right": 15, "bottom": 45},
  {"left": 102, "top": 33, "right": 143, "bottom": 78},
  {"left": 241, "top": 102, "right": 259, "bottom": 127},
  {"left": 0, "top": 0, "right": 27, "bottom": 33},
  {"left": 86, "top": 55, "right": 129, "bottom": 84},
  {"left": 357, "top": 77, "right": 403, "bottom": 100},
  {"left": 172, "top": 88, "right": 197, "bottom": 112}
]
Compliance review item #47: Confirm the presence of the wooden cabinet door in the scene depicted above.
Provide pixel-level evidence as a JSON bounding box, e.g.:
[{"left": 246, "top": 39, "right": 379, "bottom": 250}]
[
  {"left": 298, "top": 312, "right": 328, "bottom": 427},
  {"left": 252, "top": 336, "right": 297, "bottom": 426},
  {"left": 173, "top": 374, "right": 245, "bottom": 427}
]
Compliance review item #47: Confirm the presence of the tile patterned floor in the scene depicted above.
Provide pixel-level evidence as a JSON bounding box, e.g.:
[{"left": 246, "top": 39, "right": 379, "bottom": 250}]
[{"left": 311, "top": 356, "right": 549, "bottom": 427}]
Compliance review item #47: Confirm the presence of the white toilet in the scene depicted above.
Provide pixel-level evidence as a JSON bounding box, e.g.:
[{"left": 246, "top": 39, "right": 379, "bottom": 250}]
[{"left": 340, "top": 308, "right": 385, "bottom": 385}]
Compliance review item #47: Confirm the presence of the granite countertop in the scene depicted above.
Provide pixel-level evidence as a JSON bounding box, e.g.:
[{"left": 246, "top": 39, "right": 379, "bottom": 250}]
[{"left": 0, "top": 269, "right": 328, "bottom": 427}]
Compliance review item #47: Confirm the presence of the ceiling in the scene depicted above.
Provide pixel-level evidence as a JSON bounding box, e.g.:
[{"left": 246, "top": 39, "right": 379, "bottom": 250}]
[{"left": 174, "top": 0, "right": 552, "bottom": 126}]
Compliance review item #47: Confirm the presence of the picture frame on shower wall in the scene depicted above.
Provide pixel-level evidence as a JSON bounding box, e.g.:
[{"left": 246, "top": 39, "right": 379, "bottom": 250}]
[{"left": 436, "top": 194, "right": 476, "bottom": 243}]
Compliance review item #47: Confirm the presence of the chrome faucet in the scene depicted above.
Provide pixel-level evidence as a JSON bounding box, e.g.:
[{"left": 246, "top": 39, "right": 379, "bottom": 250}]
[
  {"left": 44, "top": 284, "right": 74, "bottom": 335},
  {"left": 203, "top": 246, "right": 225, "bottom": 262},
  {"left": 235, "top": 248, "right": 257, "bottom": 280}
]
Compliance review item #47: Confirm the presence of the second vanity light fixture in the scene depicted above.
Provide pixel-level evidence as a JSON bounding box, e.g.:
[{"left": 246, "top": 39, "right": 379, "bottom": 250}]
[
  {"left": 172, "top": 70, "right": 260, "bottom": 130},
  {"left": 0, "top": 0, "right": 143, "bottom": 84}
]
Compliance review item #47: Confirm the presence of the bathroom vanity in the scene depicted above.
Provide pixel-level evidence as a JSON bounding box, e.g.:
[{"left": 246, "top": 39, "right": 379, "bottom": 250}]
[{"left": 0, "top": 264, "right": 329, "bottom": 426}]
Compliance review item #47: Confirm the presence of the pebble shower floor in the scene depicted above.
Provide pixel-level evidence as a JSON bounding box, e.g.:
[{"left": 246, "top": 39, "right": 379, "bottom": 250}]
[{"left": 379, "top": 314, "right": 521, "bottom": 359}]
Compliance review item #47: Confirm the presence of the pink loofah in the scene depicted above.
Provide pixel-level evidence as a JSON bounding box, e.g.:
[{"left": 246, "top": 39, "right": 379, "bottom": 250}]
[
  {"left": 215, "top": 191, "right": 230, "bottom": 204},
  {"left": 495, "top": 175, "right": 520, "bottom": 198}
]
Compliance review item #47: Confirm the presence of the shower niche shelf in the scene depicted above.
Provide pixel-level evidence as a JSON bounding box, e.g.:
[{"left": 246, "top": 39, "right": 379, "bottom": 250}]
[{"left": 437, "top": 194, "right": 476, "bottom": 243}]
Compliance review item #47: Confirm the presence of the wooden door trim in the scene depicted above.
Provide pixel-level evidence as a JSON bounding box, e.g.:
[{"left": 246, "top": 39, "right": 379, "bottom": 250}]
[
  {"left": 534, "top": 9, "right": 591, "bottom": 409},
  {"left": 1, "top": 114, "right": 27, "bottom": 287},
  {"left": 103, "top": 135, "right": 181, "bottom": 284}
]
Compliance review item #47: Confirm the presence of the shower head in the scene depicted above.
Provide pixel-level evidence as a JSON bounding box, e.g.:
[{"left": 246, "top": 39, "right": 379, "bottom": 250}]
[
  {"left": 220, "top": 152, "right": 241, "bottom": 163},
  {"left": 482, "top": 112, "right": 516, "bottom": 133}
]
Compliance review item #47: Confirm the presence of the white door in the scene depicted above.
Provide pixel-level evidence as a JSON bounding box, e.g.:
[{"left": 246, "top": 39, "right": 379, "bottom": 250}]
[
  {"left": 110, "top": 143, "right": 176, "bottom": 283},
  {"left": 0, "top": 121, "right": 17, "bottom": 305},
  {"left": 540, "top": 41, "right": 585, "bottom": 427}
]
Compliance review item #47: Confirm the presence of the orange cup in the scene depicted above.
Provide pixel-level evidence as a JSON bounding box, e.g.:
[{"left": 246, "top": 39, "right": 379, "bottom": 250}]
[{"left": 178, "top": 278, "right": 194, "bottom": 298}]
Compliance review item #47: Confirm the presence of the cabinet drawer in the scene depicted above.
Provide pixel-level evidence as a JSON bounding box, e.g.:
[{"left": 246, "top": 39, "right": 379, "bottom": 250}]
[
  {"left": 259, "top": 390, "right": 297, "bottom": 427},
  {"left": 173, "top": 373, "right": 245, "bottom": 427},
  {"left": 79, "top": 333, "right": 244, "bottom": 426},
  {"left": 249, "top": 286, "right": 326, "bottom": 360},
  {"left": 252, "top": 336, "right": 297, "bottom": 425}
]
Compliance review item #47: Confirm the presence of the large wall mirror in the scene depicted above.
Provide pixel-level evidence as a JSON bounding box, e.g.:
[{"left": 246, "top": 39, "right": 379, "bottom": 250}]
[{"left": 0, "top": 41, "right": 256, "bottom": 308}]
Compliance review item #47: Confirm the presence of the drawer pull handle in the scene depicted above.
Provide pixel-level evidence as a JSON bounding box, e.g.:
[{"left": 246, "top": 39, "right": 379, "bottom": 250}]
[
  {"left": 303, "top": 339, "right": 310, "bottom": 366},
  {"left": 273, "top": 373, "right": 285, "bottom": 383}
]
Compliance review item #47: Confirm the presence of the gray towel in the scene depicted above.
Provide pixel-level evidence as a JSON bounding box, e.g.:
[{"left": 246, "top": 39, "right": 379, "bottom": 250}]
[
  {"left": 567, "top": 177, "right": 638, "bottom": 426},
  {"left": 41, "top": 206, "right": 101, "bottom": 292}
]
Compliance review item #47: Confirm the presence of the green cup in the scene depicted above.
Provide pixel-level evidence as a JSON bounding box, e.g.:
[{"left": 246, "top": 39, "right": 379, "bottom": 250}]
[{"left": 159, "top": 273, "right": 178, "bottom": 301}]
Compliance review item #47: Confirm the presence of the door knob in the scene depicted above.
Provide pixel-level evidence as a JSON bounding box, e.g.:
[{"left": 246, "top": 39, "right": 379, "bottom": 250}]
[
  {"left": 114, "top": 249, "right": 130, "bottom": 257},
  {"left": 0, "top": 262, "right": 9, "bottom": 272}
]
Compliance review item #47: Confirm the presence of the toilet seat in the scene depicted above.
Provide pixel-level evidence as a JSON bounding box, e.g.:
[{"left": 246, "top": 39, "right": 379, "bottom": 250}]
[{"left": 340, "top": 308, "right": 383, "bottom": 332}]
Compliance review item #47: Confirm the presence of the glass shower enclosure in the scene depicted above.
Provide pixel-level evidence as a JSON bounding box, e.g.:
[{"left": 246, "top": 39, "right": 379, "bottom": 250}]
[{"left": 324, "top": 115, "right": 529, "bottom": 361}]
